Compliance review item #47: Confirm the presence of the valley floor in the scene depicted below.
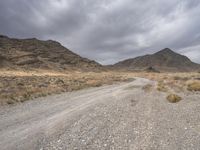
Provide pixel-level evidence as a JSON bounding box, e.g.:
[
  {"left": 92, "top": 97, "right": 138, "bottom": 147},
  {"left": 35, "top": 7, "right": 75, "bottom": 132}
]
[{"left": 0, "top": 78, "right": 200, "bottom": 150}]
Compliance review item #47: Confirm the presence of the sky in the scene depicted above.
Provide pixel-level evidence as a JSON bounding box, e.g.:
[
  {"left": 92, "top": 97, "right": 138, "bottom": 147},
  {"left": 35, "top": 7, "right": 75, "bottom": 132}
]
[{"left": 0, "top": 0, "right": 200, "bottom": 65}]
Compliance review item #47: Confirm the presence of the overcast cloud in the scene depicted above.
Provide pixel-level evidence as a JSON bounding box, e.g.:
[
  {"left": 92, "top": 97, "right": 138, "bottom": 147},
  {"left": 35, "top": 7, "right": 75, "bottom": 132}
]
[{"left": 0, "top": 0, "right": 200, "bottom": 64}]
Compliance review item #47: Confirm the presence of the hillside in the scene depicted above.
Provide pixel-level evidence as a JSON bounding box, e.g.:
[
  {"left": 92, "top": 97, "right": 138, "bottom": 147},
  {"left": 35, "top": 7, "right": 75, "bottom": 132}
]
[
  {"left": 0, "top": 35, "right": 102, "bottom": 71},
  {"left": 113, "top": 48, "right": 200, "bottom": 72}
]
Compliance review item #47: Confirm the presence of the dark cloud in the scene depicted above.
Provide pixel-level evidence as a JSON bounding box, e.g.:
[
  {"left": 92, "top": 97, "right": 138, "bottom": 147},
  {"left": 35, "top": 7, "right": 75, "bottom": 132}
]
[{"left": 0, "top": 0, "right": 200, "bottom": 64}]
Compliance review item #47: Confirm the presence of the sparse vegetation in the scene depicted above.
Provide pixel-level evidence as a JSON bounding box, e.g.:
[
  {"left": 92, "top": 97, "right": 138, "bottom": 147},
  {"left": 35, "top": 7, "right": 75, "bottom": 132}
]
[
  {"left": 0, "top": 36, "right": 102, "bottom": 71},
  {"left": 6, "top": 99, "right": 15, "bottom": 105},
  {"left": 173, "top": 76, "right": 182, "bottom": 80},
  {"left": 157, "top": 81, "right": 168, "bottom": 92},
  {"left": 167, "top": 94, "right": 182, "bottom": 103},
  {"left": 173, "top": 76, "right": 189, "bottom": 81},
  {"left": 0, "top": 70, "right": 199, "bottom": 105},
  {"left": 113, "top": 48, "right": 200, "bottom": 72},
  {"left": 0, "top": 70, "right": 130, "bottom": 105},
  {"left": 141, "top": 72, "right": 200, "bottom": 93}
]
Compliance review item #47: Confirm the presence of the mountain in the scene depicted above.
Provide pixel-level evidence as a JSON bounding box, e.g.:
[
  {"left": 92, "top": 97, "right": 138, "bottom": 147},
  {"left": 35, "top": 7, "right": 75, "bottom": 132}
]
[
  {"left": 113, "top": 48, "right": 200, "bottom": 72},
  {"left": 0, "top": 35, "right": 102, "bottom": 71}
]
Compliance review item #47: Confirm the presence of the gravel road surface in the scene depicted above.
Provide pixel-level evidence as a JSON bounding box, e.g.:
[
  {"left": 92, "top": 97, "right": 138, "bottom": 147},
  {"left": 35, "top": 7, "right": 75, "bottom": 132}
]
[{"left": 0, "top": 78, "right": 200, "bottom": 150}]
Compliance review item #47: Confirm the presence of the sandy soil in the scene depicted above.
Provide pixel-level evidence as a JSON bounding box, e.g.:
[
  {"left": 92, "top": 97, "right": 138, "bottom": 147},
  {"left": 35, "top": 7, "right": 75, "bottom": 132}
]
[{"left": 0, "top": 78, "right": 200, "bottom": 150}]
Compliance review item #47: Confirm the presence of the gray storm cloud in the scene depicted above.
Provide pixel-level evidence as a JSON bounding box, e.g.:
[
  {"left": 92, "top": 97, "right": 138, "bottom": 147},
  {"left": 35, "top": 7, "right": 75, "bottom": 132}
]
[{"left": 0, "top": 0, "right": 200, "bottom": 64}]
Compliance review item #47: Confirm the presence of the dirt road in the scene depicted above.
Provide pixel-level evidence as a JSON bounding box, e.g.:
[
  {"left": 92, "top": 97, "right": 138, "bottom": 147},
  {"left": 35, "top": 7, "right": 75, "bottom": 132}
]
[{"left": 0, "top": 78, "right": 200, "bottom": 150}]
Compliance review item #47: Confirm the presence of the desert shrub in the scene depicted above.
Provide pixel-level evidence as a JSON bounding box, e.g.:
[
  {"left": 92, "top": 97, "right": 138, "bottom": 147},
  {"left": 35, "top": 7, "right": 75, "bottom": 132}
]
[
  {"left": 173, "top": 76, "right": 182, "bottom": 80},
  {"left": 187, "top": 82, "right": 200, "bottom": 91},
  {"left": 157, "top": 81, "right": 168, "bottom": 92},
  {"left": 167, "top": 94, "right": 182, "bottom": 103},
  {"left": 6, "top": 100, "right": 15, "bottom": 105},
  {"left": 173, "top": 76, "right": 189, "bottom": 81},
  {"left": 86, "top": 80, "right": 102, "bottom": 87}
]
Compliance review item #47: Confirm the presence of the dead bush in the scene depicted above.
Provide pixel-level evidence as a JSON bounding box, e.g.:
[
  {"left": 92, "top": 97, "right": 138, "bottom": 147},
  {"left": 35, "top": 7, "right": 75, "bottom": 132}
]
[
  {"left": 157, "top": 81, "right": 168, "bottom": 92},
  {"left": 167, "top": 94, "right": 182, "bottom": 103},
  {"left": 187, "top": 82, "right": 200, "bottom": 91}
]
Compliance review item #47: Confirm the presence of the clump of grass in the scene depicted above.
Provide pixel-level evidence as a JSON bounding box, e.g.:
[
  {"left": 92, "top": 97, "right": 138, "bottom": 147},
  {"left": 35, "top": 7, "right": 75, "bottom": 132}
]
[
  {"left": 157, "top": 81, "right": 168, "bottom": 92},
  {"left": 187, "top": 82, "right": 200, "bottom": 91},
  {"left": 86, "top": 80, "right": 102, "bottom": 87},
  {"left": 6, "top": 99, "right": 15, "bottom": 105},
  {"left": 173, "top": 76, "right": 182, "bottom": 80},
  {"left": 173, "top": 76, "right": 189, "bottom": 81},
  {"left": 167, "top": 94, "right": 182, "bottom": 103}
]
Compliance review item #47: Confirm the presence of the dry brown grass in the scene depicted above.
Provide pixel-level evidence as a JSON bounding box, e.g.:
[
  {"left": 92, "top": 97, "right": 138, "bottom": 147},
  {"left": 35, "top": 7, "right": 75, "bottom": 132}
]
[
  {"left": 157, "top": 81, "right": 168, "bottom": 92},
  {"left": 0, "top": 70, "right": 199, "bottom": 105},
  {"left": 187, "top": 81, "right": 200, "bottom": 91},
  {"left": 0, "top": 70, "right": 132, "bottom": 105},
  {"left": 167, "top": 94, "right": 182, "bottom": 103},
  {"left": 137, "top": 72, "right": 200, "bottom": 93}
]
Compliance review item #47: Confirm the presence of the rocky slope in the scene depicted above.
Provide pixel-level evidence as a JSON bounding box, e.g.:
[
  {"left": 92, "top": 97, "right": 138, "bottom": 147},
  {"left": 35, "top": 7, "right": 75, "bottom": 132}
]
[
  {"left": 113, "top": 48, "right": 200, "bottom": 72},
  {"left": 0, "top": 35, "right": 102, "bottom": 71}
]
